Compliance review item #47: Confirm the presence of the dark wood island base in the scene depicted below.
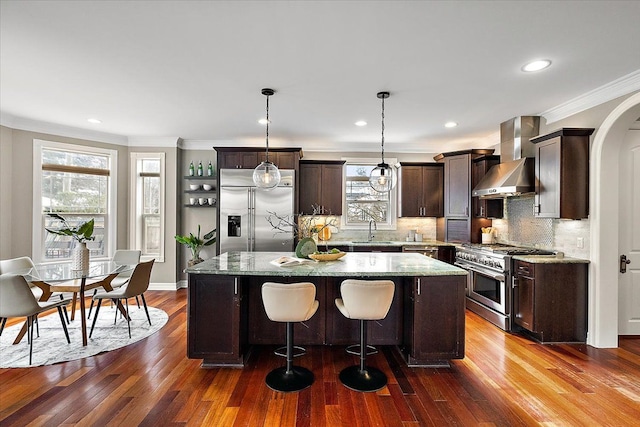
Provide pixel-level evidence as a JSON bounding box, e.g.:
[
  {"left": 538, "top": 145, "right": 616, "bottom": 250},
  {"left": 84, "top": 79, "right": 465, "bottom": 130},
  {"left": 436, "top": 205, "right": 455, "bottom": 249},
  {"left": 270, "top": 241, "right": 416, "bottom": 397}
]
[{"left": 186, "top": 252, "right": 467, "bottom": 368}]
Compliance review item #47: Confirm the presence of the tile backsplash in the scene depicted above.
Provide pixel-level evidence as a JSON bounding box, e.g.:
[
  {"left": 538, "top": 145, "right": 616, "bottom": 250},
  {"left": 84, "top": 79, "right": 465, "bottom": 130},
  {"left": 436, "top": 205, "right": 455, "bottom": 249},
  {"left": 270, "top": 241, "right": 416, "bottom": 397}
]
[{"left": 492, "top": 196, "right": 590, "bottom": 259}]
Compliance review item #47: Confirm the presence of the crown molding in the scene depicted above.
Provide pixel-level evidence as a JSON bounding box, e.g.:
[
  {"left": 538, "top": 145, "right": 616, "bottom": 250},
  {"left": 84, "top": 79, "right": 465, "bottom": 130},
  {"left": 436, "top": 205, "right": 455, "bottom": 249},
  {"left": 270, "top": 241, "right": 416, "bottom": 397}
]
[
  {"left": 541, "top": 69, "right": 640, "bottom": 124},
  {"left": 0, "top": 112, "right": 129, "bottom": 145},
  {"left": 127, "top": 136, "right": 181, "bottom": 147}
]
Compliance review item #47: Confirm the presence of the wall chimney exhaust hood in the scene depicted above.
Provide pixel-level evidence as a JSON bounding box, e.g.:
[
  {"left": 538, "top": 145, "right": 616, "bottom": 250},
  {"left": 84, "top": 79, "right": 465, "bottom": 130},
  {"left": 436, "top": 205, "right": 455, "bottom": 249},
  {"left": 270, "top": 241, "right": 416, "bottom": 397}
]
[{"left": 472, "top": 116, "right": 540, "bottom": 199}]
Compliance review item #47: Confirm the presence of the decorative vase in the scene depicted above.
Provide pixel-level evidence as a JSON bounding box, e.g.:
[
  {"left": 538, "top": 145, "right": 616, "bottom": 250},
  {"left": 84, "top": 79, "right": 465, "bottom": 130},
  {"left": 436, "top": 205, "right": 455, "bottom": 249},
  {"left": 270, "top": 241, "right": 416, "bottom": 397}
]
[
  {"left": 295, "top": 237, "right": 317, "bottom": 259},
  {"left": 188, "top": 247, "right": 204, "bottom": 267},
  {"left": 71, "top": 242, "right": 90, "bottom": 271}
]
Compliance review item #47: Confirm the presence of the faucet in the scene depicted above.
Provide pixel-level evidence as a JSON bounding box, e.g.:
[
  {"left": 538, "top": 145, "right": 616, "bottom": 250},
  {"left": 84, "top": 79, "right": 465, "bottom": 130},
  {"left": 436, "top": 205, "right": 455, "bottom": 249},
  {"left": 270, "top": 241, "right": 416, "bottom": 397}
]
[{"left": 368, "top": 220, "right": 377, "bottom": 242}]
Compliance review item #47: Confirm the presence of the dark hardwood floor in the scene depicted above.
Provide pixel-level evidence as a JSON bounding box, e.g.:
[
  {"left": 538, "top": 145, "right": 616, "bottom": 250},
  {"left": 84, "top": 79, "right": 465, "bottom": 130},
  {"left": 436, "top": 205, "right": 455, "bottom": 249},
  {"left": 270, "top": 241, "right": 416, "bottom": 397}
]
[{"left": 1, "top": 290, "right": 640, "bottom": 426}]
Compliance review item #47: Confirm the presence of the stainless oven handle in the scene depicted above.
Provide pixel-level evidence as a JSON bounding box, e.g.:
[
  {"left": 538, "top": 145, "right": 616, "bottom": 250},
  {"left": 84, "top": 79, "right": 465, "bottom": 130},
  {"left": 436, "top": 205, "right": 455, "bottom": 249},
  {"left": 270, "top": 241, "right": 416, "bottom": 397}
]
[{"left": 456, "top": 263, "right": 505, "bottom": 282}]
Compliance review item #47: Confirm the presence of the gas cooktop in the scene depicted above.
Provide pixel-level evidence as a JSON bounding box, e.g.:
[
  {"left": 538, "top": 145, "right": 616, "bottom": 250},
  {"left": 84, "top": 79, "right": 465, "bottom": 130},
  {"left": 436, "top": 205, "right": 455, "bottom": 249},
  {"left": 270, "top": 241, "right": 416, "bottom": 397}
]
[{"left": 460, "top": 243, "right": 554, "bottom": 256}]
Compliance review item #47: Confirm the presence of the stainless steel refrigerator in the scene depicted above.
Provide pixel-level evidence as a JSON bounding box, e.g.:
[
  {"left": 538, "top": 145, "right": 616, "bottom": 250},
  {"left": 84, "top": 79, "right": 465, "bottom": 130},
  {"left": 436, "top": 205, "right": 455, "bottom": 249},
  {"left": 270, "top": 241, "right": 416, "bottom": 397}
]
[{"left": 219, "top": 169, "right": 295, "bottom": 253}]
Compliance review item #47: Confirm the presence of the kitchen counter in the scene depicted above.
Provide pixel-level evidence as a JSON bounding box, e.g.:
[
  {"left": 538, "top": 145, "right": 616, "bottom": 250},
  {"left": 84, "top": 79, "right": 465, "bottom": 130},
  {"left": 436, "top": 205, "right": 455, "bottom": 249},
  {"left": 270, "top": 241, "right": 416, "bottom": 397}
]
[
  {"left": 186, "top": 251, "right": 467, "bottom": 368},
  {"left": 185, "top": 251, "right": 466, "bottom": 277},
  {"left": 512, "top": 254, "right": 590, "bottom": 264}
]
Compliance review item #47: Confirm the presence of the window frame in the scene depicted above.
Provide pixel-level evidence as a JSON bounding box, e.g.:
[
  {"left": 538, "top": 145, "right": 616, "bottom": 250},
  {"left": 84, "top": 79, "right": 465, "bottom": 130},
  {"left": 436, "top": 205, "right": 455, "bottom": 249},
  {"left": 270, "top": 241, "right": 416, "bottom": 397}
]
[
  {"left": 341, "top": 157, "right": 398, "bottom": 230},
  {"left": 129, "top": 152, "right": 165, "bottom": 263},
  {"left": 32, "top": 139, "right": 118, "bottom": 264}
]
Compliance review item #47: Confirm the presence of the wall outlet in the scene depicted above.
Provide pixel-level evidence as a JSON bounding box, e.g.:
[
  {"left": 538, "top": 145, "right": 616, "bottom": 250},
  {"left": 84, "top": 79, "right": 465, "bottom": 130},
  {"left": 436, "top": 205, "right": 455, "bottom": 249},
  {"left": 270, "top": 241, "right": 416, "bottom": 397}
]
[{"left": 577, "top": 237, "right": 584, "bottom": 249}]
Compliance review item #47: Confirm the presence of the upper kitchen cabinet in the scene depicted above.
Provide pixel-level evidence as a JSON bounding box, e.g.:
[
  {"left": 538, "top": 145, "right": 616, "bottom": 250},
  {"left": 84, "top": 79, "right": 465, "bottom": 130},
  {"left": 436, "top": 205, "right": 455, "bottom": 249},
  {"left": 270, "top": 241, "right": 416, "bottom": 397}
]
[
  {"left": 434, "top": 149, "right": 494, "bottom": 243},
  {"left": 399, "top": 163, "right": 443, "bottom": 217},
  {"left": 472, "top": 155, "right": 503, "bottom": 219},
  {"left": 530, "top": 128, "right": 594, "bottom": 219},
  {"left": 216, "top": 147, "right": 302, "bottom": 170},
  {"left": 299, "top": 160, "right": 345, "bottom": 215}
]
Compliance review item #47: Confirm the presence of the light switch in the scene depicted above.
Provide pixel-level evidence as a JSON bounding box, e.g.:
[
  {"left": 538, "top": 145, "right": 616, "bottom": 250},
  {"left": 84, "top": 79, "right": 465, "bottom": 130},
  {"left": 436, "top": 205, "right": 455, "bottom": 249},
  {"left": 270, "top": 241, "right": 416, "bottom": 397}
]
[{"left": 577, "top": 237, "right": 584, "bottom": 248}]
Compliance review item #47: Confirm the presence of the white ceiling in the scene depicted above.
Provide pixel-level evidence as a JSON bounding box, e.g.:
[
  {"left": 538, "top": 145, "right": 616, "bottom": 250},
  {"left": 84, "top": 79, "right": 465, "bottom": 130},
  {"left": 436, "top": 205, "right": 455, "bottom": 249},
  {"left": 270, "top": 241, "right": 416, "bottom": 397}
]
[{"left": 1, "top": 1, "right": 639, "bottom": 153}]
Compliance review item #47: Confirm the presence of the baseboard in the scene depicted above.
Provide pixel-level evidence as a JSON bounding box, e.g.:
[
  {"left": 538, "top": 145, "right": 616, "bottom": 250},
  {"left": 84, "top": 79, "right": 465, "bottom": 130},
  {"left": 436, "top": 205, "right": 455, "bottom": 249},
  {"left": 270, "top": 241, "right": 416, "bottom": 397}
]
[{"left": 148, "top": 282, "right": 180, "bottom": 291}]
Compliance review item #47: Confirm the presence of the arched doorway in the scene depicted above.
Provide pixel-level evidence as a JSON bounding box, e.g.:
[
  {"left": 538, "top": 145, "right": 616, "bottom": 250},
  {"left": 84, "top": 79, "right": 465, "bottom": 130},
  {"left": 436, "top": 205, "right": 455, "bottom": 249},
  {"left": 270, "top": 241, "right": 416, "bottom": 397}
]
[{"left": 589, "top": 91, "right": 640, "bottom": 348}]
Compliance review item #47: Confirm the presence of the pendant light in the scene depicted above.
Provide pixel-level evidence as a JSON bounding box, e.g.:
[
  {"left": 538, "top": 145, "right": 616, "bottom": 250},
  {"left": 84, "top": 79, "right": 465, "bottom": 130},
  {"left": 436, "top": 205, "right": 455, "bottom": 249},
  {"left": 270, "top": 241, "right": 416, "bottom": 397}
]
[
  {"left": 369, "top": 91, "right": 396, "bottom": 193},
  {"left": 253, "top": 88, "right": 281, "bottom": 189}
]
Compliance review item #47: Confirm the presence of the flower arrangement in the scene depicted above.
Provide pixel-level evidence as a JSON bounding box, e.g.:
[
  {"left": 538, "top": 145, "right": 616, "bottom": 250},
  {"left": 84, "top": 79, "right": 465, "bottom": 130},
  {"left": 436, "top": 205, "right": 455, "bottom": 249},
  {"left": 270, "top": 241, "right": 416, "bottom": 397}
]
[
  {"left": 45, "top": 213, "right": 95, "bottom": 243},
  {"left": 266, "top": 205, "right": 338, "bottom": 256}
]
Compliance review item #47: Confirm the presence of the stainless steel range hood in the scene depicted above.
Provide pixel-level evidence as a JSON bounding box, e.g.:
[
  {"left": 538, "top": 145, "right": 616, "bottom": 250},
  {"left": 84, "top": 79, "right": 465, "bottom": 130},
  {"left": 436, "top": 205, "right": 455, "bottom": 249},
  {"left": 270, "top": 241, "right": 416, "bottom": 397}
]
[{"left": 472, "top": 116, "right": 540, "bottom": 199}]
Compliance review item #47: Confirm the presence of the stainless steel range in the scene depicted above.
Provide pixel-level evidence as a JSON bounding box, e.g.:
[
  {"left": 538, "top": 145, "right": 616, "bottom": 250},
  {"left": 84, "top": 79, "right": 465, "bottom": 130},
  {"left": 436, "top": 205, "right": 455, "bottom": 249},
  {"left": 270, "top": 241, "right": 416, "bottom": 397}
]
[{"left": 455, "top": 243, "right": 553, "bottom": 331}]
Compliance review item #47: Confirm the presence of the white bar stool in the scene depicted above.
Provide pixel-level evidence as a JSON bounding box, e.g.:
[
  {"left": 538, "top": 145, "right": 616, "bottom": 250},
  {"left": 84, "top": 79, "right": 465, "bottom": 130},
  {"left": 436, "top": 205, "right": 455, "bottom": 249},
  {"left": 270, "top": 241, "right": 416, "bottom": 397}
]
[
  {"left": 335, "top": 279, "right": 395, "bottom": 392},
  {"left": 261, "top": 282, "right": 319, "bottom": 393}
]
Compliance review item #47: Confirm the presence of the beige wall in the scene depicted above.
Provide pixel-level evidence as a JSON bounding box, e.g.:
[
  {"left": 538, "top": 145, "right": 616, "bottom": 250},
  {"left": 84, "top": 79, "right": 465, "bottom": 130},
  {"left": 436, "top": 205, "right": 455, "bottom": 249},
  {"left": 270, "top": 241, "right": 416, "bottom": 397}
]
[
  {"left": 0, "top": 126, "right": 180, "bottom": 285},
  {"left": 0, "top": 126, "right": 13, "bottom": 259}
]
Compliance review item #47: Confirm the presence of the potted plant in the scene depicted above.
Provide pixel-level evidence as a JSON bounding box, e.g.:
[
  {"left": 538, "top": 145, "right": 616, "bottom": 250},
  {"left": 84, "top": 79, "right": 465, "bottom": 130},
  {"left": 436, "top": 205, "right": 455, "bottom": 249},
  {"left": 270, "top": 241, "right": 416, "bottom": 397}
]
[
  {"left": 175, "top": 225, "right": 216, "bottom": 266},
  {"left": 45, "top": 213, "right": 95, "bottom": 270}
]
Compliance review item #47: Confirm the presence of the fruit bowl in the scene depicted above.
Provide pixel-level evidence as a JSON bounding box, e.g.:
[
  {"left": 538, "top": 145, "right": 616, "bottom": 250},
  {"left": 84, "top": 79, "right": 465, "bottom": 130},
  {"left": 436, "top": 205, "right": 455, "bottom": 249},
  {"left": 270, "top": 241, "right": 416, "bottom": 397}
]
[{"left": 309, "top": 251, "right": 346, "bottom": 262}]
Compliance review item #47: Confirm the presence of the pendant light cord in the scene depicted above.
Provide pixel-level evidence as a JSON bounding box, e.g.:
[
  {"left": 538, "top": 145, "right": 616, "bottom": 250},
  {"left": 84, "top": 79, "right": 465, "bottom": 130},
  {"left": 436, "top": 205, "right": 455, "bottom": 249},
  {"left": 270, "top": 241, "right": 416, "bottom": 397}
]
[
  {"left": 380, "top": 94, "right": 385, "bottom": 164},
  {"left": 265, "top": 93, "right": 270, "bottom": 162}
]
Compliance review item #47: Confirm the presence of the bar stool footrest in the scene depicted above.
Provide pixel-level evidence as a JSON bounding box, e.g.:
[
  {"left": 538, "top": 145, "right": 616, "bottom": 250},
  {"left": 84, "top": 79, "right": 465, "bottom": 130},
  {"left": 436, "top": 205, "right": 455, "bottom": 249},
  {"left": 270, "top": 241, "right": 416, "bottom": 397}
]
[
  {"left": 339, "top": 365, "right": 387, "bottom": 392},
  {"left": 266, "top": 366, "right": 314, "bottom": 393},
  {"left": 345, "top": 344, "right": 378, "bottom": 356},
  {"left": 274, "top": 345, "right": 306, "bottom": 358}
]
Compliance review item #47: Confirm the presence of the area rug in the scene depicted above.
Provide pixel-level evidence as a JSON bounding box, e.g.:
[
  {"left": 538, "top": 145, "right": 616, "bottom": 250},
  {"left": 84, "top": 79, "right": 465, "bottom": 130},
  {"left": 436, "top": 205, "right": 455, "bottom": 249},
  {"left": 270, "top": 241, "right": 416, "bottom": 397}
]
[{"left": 0, "top": 306, "right": 168, "bottom": 368}]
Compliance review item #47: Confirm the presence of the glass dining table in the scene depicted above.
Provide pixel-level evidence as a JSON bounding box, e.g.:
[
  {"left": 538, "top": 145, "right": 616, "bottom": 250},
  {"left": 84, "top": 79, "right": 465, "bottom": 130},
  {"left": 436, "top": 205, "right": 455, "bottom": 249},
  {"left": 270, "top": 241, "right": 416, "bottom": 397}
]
[{"left": 17, "top": 261, "right": 135, "bottom": 346}]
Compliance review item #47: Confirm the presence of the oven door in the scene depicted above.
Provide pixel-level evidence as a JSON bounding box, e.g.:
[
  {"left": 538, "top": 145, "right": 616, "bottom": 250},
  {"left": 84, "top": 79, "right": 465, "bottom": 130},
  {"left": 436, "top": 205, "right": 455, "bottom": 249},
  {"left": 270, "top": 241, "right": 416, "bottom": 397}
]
[{"left": 465, "top": 264, "right": 507, "bottom": 315}]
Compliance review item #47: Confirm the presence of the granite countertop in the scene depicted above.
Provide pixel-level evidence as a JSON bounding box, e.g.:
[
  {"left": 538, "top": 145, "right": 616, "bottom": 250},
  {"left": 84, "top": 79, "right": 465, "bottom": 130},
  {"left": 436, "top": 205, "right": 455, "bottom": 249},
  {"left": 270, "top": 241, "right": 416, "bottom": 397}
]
[
  {"left": 323, "top": 239, "right": 455, "bottom": 247},
  {"left": 512, "top": 254, "right": 590, "bottom": 264},
  {"left": 186, "top": 251, "right": 468, "bottom": 277}
]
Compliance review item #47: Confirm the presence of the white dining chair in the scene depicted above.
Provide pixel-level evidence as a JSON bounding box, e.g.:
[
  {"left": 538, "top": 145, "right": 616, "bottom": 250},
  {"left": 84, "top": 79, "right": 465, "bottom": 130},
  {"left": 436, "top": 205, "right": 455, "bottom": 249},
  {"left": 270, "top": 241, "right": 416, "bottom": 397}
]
[{"left": 0, "top": 273, "right": 72, "bottom": 364}]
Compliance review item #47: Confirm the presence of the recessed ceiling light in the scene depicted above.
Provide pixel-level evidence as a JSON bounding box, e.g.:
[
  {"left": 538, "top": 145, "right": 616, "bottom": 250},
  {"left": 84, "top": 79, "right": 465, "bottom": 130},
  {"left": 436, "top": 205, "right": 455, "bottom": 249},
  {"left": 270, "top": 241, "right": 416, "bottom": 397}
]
[
  {"left": 87, "top": 118, "right": 102, "bottom": 124},
  {"left": 258, "top": 118, "right": 270, "bottom": 125},
  {"left": 444, "top": 121, "right": 458, "bottom": 128},
  {"left": 355, "top": 120, "right": 367, "bottom": 127},
  {"left": 521, "top": 59, "right": 552, "bottom": 72}
]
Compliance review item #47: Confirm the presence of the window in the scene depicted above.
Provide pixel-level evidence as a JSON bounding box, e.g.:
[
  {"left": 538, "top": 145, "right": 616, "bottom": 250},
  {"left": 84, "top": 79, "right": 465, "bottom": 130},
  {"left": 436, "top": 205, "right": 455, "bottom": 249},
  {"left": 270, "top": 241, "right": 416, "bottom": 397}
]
[
  {"left": 342, "top": 159, "right": 397, "bottom": 229},
  {"left": 33, "top": 140, "right": 117, "bottom": 263},
  {"left": 130, "top": 153, "right": 165, "bottom": 262}
]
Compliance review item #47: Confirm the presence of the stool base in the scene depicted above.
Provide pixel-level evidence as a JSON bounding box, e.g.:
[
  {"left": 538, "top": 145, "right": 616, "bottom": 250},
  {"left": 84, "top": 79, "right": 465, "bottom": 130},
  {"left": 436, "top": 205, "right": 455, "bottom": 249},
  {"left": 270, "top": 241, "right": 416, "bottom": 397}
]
[
  {"left": 266, "top": 366, "right": 314, "bottom": 393},
  {"left": 339, "top": 365, "right": 387, "bottom": 392}
]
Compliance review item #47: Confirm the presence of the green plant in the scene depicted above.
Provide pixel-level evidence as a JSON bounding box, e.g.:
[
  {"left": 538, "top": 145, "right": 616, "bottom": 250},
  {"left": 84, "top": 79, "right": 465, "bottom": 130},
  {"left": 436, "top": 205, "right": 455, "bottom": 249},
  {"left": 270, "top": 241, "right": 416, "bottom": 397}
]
[
  {"left": 175, "top": 225, "right": 216, "bottom": 263},
  {"left": 45, "top": 213, "right": 95, "bottom": 243}
]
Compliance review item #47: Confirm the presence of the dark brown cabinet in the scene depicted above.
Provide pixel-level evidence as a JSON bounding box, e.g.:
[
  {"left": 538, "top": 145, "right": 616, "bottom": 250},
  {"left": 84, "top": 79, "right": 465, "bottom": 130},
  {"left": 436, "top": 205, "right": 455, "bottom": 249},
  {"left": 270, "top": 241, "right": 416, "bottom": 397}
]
[
  {"left": 531, "top": 128, "right": 594, "bottom": 219},
  {"left": 188, "top": 274, "right": 246, "bottom": 367},
  {"left": 299, "top": 160, "right": 345, "bottom": 215},
  {"left": 216, "top": 147, "right": 301, "bottom": 170},
  {"left": 402, "top": 275, "right": 466, "bottom": 365},
  {"left": 472, "top": 156, "right": 503, "bottom": 218},
  {"left": 218, "top": 151, "right": 258, "bottom": 169},
  {"left": 399, "top": 163, "right": 444, "bottom": 217},
  {"left": 434, "top": 149, "right": 494, "bottom": 243},
  {"left": 513, "top": 260, "right": 588, "bottom": 343}
]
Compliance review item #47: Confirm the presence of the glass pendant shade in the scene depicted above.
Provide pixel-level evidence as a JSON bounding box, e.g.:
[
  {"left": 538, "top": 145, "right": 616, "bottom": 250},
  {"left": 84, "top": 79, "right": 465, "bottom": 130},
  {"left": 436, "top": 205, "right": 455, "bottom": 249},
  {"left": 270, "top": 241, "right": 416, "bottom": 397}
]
[
  {"left": 369, "top": 162, "right": 396, "bottom": 193},
  {"left": 253, "top": 160, "right": 281, "bottom": 189},
  {"left": 253, "top": 88, "right": 281, "bottom": 189}
]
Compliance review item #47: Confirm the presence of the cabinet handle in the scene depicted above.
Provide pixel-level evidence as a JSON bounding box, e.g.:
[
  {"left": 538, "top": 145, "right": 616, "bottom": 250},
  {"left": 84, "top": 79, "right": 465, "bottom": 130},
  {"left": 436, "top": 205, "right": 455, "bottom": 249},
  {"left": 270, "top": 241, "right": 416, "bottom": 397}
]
[
  {"left": 417, "top": 278, "right": 421, "bottom": 296},
  {"left": 480, "top": 206, "right": 484, "bottom": 217},
  {"left": 234, "top": 277, "right": 238, "bottom": 295},
  {"left": 533, "top": 204, "right": 540, "bottom": 214},
  {"left": 512, "top": 277, "right": 518, "bottom": 288}
]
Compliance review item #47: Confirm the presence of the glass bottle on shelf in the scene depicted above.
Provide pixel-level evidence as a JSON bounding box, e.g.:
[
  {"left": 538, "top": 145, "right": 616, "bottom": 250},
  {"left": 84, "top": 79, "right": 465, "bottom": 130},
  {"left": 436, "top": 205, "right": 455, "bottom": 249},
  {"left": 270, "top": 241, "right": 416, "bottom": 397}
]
[
  {"left": 189, "top": 161, "right": 195, "bottom": 176},
  {"left": 207, "top": 161, "right": 214, "bottom": 177},
  {"left": 197, "top": 161, "right": 203, "bottom": 176}
]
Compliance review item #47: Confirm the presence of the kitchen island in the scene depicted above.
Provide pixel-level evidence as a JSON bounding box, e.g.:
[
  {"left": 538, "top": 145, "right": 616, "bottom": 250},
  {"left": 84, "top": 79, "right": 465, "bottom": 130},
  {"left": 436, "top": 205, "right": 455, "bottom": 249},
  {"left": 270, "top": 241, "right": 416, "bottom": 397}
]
[{"left": 185, "top": 251, "right": 468, "bottom": 368}]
